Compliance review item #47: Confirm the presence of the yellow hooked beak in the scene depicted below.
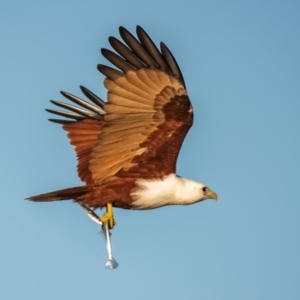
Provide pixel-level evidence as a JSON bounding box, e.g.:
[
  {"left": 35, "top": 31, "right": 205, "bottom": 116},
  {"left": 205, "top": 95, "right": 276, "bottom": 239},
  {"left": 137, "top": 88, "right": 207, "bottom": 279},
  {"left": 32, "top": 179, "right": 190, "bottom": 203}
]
[{"left": 209, "top": 190, "right": 218, "bottom": 200}]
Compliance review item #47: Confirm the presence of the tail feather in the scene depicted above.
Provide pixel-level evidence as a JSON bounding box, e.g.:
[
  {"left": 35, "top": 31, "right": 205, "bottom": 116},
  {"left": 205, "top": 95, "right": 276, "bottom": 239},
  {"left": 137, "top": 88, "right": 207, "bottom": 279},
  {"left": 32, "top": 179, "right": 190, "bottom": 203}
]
[{"left": 26, "top": 186, "right": 92, "bottom": 202}]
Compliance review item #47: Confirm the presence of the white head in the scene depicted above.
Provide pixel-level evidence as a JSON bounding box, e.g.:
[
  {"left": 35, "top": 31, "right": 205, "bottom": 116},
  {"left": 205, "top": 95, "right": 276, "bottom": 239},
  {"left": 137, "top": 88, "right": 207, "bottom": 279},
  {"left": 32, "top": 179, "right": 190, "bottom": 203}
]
[
  {"left": 132, "top": 174, "right": 217, "bottom": 209},
  {"left": 173, "top": 176, "right": 218, "bottom": 205}
]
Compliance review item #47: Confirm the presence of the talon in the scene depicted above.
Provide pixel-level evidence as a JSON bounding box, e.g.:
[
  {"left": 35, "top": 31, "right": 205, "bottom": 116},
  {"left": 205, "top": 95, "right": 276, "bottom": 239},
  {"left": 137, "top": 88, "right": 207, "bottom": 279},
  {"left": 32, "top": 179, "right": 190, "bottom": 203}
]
[{"left": 100, "top": 203, "right": 115, "bottom": 229}]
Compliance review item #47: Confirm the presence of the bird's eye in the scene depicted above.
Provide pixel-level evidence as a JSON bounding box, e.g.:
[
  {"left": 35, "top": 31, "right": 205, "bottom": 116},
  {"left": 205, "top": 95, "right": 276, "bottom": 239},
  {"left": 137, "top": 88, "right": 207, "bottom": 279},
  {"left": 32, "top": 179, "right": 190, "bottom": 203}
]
[{"left": 202, "top": 187, "right": 208, "bottom": 193}]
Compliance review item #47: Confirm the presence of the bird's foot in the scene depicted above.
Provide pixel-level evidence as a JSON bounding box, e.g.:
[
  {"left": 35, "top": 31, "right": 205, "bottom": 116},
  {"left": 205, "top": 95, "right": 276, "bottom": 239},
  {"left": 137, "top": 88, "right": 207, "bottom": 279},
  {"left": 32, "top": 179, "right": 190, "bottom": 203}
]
[{"left": 100, "top": 203, "right": 116, "bottom": 229}]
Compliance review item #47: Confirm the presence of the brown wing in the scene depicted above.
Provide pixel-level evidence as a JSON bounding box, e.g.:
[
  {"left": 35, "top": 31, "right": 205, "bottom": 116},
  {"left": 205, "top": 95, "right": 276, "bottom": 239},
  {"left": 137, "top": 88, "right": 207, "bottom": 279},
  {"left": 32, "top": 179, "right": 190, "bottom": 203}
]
[
  {"left": 46, "top": 86, "right": 106, "bottom": 184},
  {"left": 90, "top": 26, "right": 193, "bottom": 184}
]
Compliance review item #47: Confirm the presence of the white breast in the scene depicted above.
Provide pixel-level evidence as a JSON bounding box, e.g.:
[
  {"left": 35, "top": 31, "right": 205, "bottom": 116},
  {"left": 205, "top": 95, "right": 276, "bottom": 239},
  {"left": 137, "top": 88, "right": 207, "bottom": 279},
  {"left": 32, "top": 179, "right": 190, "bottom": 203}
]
[{"left": 131, "top": 173, "right": 206, "bottom": 210}]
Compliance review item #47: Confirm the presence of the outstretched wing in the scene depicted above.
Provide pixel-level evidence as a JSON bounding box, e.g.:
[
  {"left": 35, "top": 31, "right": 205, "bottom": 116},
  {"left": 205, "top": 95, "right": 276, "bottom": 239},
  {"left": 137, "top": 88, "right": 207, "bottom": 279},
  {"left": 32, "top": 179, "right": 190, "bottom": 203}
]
[
  {"left": 90, "top": 26, "right": 193, "bottom": 184},
  {"left": 46, "top": 86, "right": 106, "bottom": 184}
]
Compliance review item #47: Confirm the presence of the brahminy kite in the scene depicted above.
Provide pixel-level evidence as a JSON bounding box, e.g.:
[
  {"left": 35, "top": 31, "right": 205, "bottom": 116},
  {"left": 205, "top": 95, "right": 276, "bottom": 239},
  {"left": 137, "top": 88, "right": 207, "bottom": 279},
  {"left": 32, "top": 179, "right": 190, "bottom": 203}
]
[{"left": 27, "top": 26, "right": 217, "bottom": 230}]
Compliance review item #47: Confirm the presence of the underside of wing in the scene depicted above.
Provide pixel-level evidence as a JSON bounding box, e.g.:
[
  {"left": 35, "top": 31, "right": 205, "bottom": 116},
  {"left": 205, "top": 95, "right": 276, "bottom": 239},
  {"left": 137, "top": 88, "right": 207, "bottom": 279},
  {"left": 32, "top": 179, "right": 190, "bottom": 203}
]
[
  {"left": 47, "top": 86, "right": 106, "bottom": 184},
  {"left": 91, "top": 26, "right": 193, "bottom": 184}
]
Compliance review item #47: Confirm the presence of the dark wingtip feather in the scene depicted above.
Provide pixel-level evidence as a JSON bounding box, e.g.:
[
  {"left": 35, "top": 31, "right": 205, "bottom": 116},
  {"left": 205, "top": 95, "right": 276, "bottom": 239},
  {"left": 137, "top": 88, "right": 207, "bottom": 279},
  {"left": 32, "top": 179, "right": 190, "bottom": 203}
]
[
  {"left": 108, "top": 36, "right": 146, "bottom": 69},
  {"left": 48, "top": 119, "right": 75, "bottom": 124},
  {"left": 59, "top": 91, "right": 105, "bottom": 115},
  {"left": 46, "top": 86, "right": 106, "bottom": 123},
  {"left": 49, "top": 100, "right": 100, "bottom": 119},
  {"left": 136, "top": 26, "right": 172, "bottom": 75},
  {"left": 45, "top": 108, "right": 85, "bottom": 120},
  {"left": 101, "top": 26, "right": 186, "bottom": 87},
  {"left": 79, "top": 85, "right": 106, "bottom": 108},
  {"left": 160, "top": 42, "right": 185, "bottom": 87},
  {"left": 97, "top": 64, "right": 123, "bottom": 80},
  {"left": 101, "top": 48, "right": 135, "bottom": 73},
  {"left": 118, "top": 26, "right": 157, "bottom": 68}
]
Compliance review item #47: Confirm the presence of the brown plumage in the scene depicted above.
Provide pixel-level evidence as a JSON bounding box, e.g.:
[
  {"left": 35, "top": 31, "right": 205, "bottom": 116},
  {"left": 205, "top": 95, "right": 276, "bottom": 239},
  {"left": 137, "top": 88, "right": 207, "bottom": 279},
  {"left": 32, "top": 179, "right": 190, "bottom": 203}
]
[{"left": 27, "top": 26, "right": 196, "bottom": 210}]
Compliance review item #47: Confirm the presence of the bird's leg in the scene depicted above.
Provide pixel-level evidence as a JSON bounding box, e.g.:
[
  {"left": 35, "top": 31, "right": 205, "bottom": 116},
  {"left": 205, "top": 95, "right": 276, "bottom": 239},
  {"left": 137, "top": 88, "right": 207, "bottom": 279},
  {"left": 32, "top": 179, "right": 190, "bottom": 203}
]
[
  {"left": 100, "top": 203, "right": 116, "bottom": 229},
  {"left": 78, "top": 203, "right": 118, "bottom": 269}
]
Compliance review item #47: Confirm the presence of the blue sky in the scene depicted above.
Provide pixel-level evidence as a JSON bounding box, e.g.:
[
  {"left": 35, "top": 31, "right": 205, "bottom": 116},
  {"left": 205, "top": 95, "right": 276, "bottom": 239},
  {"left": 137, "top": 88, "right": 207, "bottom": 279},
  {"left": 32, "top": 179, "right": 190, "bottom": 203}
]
[{"left": 1, "top": 0, "right": 300, "bottom": 299}]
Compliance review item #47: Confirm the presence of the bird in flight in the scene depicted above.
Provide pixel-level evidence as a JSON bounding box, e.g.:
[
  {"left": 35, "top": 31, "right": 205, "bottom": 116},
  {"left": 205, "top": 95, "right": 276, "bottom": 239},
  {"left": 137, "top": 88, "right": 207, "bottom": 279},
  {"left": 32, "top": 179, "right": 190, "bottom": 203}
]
[{"left": 27, "top": 26, "right": 217, "bottom": 230}]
